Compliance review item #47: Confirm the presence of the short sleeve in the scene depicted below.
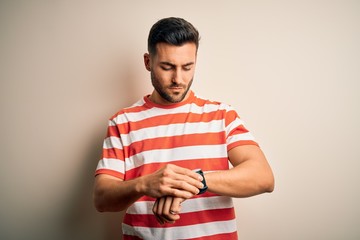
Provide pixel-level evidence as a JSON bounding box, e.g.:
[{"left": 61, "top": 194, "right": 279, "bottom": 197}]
[
  {"left": 95, "top": 119, "right": 125, "bottom": 179},
  {"left": 224, "top": 106, "right": 259, "bottom": 151}
]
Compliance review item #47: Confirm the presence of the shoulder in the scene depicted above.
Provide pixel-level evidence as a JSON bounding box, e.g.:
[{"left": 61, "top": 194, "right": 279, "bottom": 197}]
[
  {"left": 193, "top": 93, "right": 235, "bottom": 112},
  {"left": 109, "top": 98, "right": 148, "bottom": 121}
]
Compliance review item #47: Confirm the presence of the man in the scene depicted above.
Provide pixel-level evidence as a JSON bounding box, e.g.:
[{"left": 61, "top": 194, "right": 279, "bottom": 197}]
[{"left": 94, "top": 17, "right": 274, "bottom": 239}]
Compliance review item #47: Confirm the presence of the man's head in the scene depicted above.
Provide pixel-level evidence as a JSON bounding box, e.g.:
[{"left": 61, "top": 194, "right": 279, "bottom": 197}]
[
  {"left": 147, "top": 17, "right": 200, "bottom": 56},
  {"left": 144, "top": 17, "right": 200, "bottom": 105}
]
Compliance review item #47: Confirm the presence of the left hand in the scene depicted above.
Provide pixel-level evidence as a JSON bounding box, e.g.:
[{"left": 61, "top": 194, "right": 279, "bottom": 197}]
[{"left": 152, "top": 196, "right": 184, "bottom": 225}]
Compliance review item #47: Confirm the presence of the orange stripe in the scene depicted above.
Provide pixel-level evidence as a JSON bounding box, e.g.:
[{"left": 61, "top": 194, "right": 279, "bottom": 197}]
[
  {"left": 124, "top": 158, "right": 229, "bottom": 181},
  {"left": 107, "top": 125, "right": 121, "bottom": 137},
  {"left": 115, "top": 110, "right": 226, "bottom": 134},
  {"left": 125, "top": 132, "right": 225, "bottom": 157},
  {"left": 123, "top": 235, "right": 143, "bottom": 240},
  {"left": 227, "top": 140, "right": 258, "bottom": 151},
  {"left": 123, "top": 232, "right": 237, "bottom": 240},
  {"left": 229, "top": 125, "right": 250, "bottom": 135},
  {"left": 123, "top": 231, "right": 238, "bottom": 240},
  {"left": 123, "top": 207, "right": 235, "bottom": 228},
  {"left": 225, "top": 109, "right": 238, "bottom": 127},
  {"left": 137, "top": 191, "right": 219, "bottom": 202},
  {"left": 95, "top": 169, "right": 124, "bottom": 179},
  {"left": 110, "top": 103, "right": 149, "bottom": 119},
  {"left": 189, "top": 232, "right": 238, "bottom": 240},
  {"left": 103, "top": 131, "right": 228, "bottom": 160},
  {"left": 109, "top": 110, "right": 246, "bottom": 138},
  {"left": 102, "top": 148, "right": 124, "bottom": 160}
]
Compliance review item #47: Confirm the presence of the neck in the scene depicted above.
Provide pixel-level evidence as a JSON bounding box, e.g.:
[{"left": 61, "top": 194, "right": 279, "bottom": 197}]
[{"left": 149, "top": 90, "right": 192, "bottom": 105}]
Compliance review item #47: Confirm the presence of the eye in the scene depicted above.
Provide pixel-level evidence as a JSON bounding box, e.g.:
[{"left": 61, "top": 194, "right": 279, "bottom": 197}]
[
  {"left": 183, "top": 66, "right": 192, "bottom": 71},
  {"left": 161, "top": 66, "right": 172, "bottom": 71}
]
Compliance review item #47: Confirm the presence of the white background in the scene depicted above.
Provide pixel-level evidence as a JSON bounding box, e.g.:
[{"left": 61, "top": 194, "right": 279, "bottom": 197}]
[{"left": 1, "top": 1, "right": 359, "bottom": 239}]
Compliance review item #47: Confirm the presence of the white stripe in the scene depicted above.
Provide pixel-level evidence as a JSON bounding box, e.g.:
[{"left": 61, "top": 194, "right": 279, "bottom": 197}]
[
  {"left": 127, "top": 196, "right": 233, "bottom": 214},
  {"left": 126, "top": 144, "right": 227, "bottom": 170},
  {"left": 103, "top": 136, "right": 123, "bottom": 149},
  {"left": 126, "top": 201, "right": 155, "bottom": 214},
  {"left": 122, "top": 219, "right": 237, "bottom": 239},
  {"left": 181, "top": 195, "right": 233, "bottom": 213},
  {"left": 122, "top": 120, "right": 224, "bottom": 147},
  {"left": 226, "top": 118, "right": 245, "bottom": 136},
  {"left": 112, "top": 102, "right": 228, "bottom": 124},
  {"left": 228, "top": 132, "right": 255, "bottom": 143},
  {"left": 108, "top": 119, "right": 117, "bottom": 126},
  {"left": 96, "top": 158, "right": 124, "bottom": 173}
]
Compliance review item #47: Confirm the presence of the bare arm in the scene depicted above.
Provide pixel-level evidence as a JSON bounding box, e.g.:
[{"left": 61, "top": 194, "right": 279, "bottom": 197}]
[
  {"left": 93, "top": 164, "right": 203, "bottom": 212},
  {"left": 206, "top": 145, "right": 274, "bottom": 197},
  {"left": 94, "top": 174, "right": 141, "bottom": 212}
]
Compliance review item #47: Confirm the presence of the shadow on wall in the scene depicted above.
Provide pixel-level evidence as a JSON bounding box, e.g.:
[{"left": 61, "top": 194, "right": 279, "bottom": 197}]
[
  {"left": 62, "top": 135, "right": 125, "bottom": 240},
  {"left": 61, "top": 57, "right": 145, "bottom": 240}
]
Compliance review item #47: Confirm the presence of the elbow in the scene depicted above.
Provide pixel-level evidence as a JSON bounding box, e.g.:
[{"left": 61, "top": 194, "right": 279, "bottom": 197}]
[
  {"left": 93, "top": 192, "right": 105, "bottom": 212},
  {"left": 95, "top": 205, "right": 105, "bottom": 213},
  {"left": 261, "top": 173, "right": 275, "bottom": 193},
  {"left": 265, "top": 179, "right": 275, "bottom": 193},
  {"left": 250, "top": 169, "right": 275, "bottom": 195},
  {"left": 93, "top": 187, "right": 109, "bottom": 212},
  {"left": 94, "top": 201, "right": 105, "bottom": 213}
]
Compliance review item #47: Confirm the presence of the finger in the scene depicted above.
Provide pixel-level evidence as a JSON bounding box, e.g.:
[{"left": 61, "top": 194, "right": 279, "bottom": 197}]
[
  {"left": 157, "top": 197, "right": 175, "bottom": 224},
  {"left": 167, "top": 178, "right": 201, "bottom": 196},
  {"left": 170, "top": 197, "right": 184, "bottom": 215},
  {"left": 156, "top": 177, "right": 199, "bottom": 197},
  {"left": 162, "top": 196, "right": 176, "bottom": 223},
  {"left": 175, "top": 175, "right": 204, "bottom": 190},
  {"left": 155, "top": 213, "right": 165, "bottom": 225},
  {"left": 155, "top": 214, "right": 165, "bottom": 225},
  {"left": 156, "top": 197, "right": 165, "bottom": 216},
  {"left": 170, "top": 164, "right": 203, "bottom": 181},
  {"left": 165, "top": 164, "right": 203, "bottom": 189},
  {"left": 163, "top": 196, "right": 172, "bottom": 215},
  {"left": 160, "top": 165, "right": 203, "bottom": 196},
  {"left": 153, "top": 199, "right": 163, "bottom": 225},
  {"left": 159, "top": 196, "right": 179, "bottom": 223},
  {"left": 152, "top": 198, "right": 157, "bottom": 213},
  {"left": 153, "top": 198, "right": 165, "bottom": 225}
]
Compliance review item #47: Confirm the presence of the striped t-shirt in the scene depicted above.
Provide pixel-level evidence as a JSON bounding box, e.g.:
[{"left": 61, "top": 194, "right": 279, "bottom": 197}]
[{"left": 95, "top": 91, "right": 258, "bottom": 239}]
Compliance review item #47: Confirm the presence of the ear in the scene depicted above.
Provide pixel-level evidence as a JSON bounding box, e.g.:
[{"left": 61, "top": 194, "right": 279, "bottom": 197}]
[{"left": 144, "top": 53, "right": 151, "bottom": 71}]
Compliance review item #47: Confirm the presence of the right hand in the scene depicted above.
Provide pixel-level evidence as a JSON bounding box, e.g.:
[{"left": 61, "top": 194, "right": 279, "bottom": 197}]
[
  {"left": 153, "top": 196, "right": 184, "bottom": 225},
  {"left": 140, "top": 164, "right": 204, "bottom": 199}
]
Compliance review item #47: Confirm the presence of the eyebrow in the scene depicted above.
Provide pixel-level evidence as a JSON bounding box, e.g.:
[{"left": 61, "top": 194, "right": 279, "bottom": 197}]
[{"left": 160, "top": 61, "right": 195, "bottom": 67}]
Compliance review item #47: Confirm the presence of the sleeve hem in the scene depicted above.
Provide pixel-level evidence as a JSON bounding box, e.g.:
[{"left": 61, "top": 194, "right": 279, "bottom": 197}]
[
  {"left": 227, "top": 141, "right": 259, "bottom": 152},
  {"left": 95, "top": 169, "right": 124, "bottom": 180}
]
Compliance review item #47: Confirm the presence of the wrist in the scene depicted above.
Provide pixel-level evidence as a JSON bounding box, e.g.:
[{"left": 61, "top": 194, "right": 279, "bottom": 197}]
[{"left": 135, "top": 175, "right": 146, "bottom": 195}]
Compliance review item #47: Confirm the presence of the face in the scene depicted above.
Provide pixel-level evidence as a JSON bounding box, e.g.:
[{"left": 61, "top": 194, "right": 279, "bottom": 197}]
[{"left": 144, "top": 42, "right": 197, "bottom": 105}]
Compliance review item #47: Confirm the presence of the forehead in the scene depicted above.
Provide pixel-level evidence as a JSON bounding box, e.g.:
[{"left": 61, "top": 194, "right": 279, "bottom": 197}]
[{"left": 153, "top": 42, "right": 197, "bottom": 64}]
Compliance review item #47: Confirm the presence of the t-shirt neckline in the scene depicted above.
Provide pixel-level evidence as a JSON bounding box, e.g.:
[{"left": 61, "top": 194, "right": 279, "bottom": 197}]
[{"left": 143, "top": 91, "right": 195, "bottom": 109}]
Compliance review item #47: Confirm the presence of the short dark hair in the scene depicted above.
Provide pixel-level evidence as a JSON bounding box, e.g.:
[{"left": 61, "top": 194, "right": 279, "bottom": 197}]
[{"left": 147, "top": 17, "right": 200, "bottom": 55}]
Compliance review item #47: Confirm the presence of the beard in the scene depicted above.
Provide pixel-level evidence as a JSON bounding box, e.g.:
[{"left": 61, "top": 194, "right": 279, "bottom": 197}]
[{"left": 151, "top": 71, "right": 193, "bottom": 104}]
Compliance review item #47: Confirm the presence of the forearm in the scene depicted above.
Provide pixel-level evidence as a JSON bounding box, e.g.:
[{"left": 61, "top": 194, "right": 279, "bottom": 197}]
[
  {"left": 206, "top": 164, "right": 274, "bottom": 198},
  {"left": 94, "top": 174, "right": 144, "bottom": 212},
  {"left": 93, "top": 164, "right": 203, "bottom": 212},
  {"left": 205, "top": 145, "right": 274, "bottom": 198}
]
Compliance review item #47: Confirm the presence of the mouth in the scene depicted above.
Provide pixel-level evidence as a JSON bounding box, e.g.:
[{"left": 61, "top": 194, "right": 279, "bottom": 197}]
[{"left": 169, "top": 86, "right": 183, "bottom": 91}]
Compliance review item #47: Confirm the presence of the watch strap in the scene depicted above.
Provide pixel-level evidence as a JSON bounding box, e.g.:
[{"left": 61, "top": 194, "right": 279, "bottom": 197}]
[{"left": 194, "top": 169, "right": 208, "bottom": 194}]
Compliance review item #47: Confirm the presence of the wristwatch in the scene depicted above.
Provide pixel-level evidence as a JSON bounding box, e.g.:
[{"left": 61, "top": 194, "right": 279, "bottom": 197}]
[{"left": 194, "top": 169, "right": 208, "bottom": 194}]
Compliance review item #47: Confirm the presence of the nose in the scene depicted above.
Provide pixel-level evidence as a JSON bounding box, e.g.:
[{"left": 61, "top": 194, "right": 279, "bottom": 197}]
[{"left": 172, "top": 69, "right": 183, "bottom": 84}]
